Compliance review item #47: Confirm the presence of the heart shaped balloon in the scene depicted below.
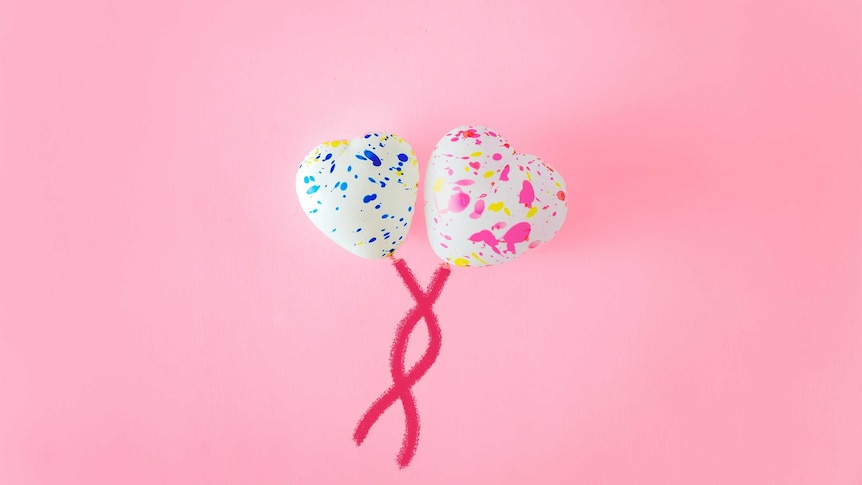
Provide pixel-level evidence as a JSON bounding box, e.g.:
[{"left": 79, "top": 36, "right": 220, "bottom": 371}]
[
  {"left": 296, "top": 133, "right": 419, "bottom": 259},
  {"left": 424, "top": 126, "right": 567, "bottom": 267}
]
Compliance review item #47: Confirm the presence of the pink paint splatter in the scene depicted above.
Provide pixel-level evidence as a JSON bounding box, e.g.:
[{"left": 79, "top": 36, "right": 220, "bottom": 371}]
[
  {"left": 491, "top": 221, "right": 507, "bottom": 231},
  {"left": 448, "top": 191, "right": 470, "bottom": 213},
  {"left": 468, "top": 221, "right": 531, "bottom": 255},
  {"left": 455, "top": 179, "right": 475, "bottom": 186},
  {"left": 469, "top": 199, "right": 485, "bottom": 220},
  {"left": 492, "top": 153, "right": 502, "bottom": 161},
  {"left": 469, "top": 161, "right": 480, "bottom": 170},
  {"left": 519, "top": 180, "right": 535, "bottom": 207},
  {"left": 500, "top": 164, "right": 510, "bottom": 181},
  {"left": 502, "top": 222, "right": 531, "bottom": 254},
  {"left": 468, "top": 229, "right": 501, "bottom": 255},
  {"left": 452, "top": 128, "right": 479, "bottom": 141}
]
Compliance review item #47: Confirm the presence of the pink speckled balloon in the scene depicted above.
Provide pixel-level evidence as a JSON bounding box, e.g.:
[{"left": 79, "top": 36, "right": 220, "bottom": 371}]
[{"left": 424, "top": 126, "right": 568, "bottom": 267}]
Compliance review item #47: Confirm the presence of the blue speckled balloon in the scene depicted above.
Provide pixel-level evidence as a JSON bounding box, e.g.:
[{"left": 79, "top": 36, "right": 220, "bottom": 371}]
[{"left": 296, "top": 133, "right": 419, "bottom": 259}]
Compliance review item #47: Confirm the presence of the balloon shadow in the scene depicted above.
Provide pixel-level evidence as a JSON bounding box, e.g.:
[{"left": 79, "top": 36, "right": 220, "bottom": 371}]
[{"left": 526, "top": 114, "right": 712, "bottom": 251}]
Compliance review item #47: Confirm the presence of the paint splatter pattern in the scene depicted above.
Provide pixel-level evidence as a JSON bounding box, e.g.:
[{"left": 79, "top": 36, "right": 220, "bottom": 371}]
[
  {"left": 424, "top": 126, "right": 567, "bottom": 267},
  {"left": 296, "top": 133, "right": 419, "bottom": 259}
]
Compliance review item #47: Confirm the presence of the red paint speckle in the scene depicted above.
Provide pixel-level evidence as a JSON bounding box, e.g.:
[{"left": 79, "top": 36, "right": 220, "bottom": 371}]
[{"left": 557, "top": 191, "right": 566, "bottom": 201}]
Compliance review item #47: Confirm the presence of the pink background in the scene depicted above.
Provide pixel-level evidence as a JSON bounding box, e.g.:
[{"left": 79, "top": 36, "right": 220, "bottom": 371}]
[{"left": 1, "top": 0, "right": 861, "bottom": 483}]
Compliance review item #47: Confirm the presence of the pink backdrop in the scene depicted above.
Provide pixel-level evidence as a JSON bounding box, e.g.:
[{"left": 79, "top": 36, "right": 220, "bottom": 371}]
[{"left": 1, "top": 0, "right": 861, "bottom": 483}]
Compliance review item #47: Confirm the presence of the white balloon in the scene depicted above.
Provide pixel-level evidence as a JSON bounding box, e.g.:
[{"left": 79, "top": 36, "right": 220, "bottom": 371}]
[
  {"left": 296, "top": 133, "right": 419, "bottom": 259},
  {"left": 424, "top": 126, "right": 568, "bottom": 267}
]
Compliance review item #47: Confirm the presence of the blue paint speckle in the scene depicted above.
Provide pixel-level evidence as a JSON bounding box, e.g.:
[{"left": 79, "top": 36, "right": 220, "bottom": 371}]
[
  {"left": 303, "top": 176, "right": 310, "bottom": 184},
  {"left": 382, "top": 214, "right": 389, "bottom": 219},
  {"left": 306, "top": 185, "right": 320, "bottom": 194},
  {"left": 398, "top": 153, "right": 409, "bottom": 162},
  {"left": 368, "top": 177, "right": 376, "bottom": 183},
  {"left": 329, "top": 163, "right": 336, "bottom": 173},
  {"left": 355, "top": 153, "right": 367, "bottom": 161},
  {"left": 363, "top": 194, "right": 377, "bottom": 203},
  {"left": 374, "top": 204, "right": 381, "bottom": 209},
  {"left": 340, "top": 182, "right": 348, "bottom": 190},
  {"left": 364, "top": 150, "right": 381, "bottom": 166},
  {"left": 347, "top": 165, "right": 352, "bottom": 172},
  {"left": 408, "top": 206, "right": 412, "bottom": 212},
  {"left": 369, "top": 237, "right": 377, "bottom": 243},
  {"left": 355, "top": 228, "right": 362, "bottom": 232},
  {"left": 324, "top": 153, "right": 333, "bottom": 161}
]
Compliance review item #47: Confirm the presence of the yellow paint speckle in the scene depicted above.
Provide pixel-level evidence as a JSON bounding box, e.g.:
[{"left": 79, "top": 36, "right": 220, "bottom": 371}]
[
  {"left": 526, "top": 206, "right": 538, "bottom": 218},
  {"left": 483, "top": 171, "right": 495, "bottom": 178},
  {"left": 433, "top": 178, "right": 445, "bottom": 192},
  {"left": 470, "top": 151, "right": 483, "bottom": 157},
  {"left": 471, "top": 252, "right": 487, "bottom": 265},
  {"left": 488, "top": 201, "right": 504, "bottom": 212},
  {"left": 504, "top": 207, "right": 511, "bottom": 216},
  {"left": 526, "top": 170, "right": 532, "bottom": 181},
  {"left": 331, "top": 140, "right": 342, "bottom": 147},
  {"left": 453, "top": 258, "right": 470, "bottom": 267}
]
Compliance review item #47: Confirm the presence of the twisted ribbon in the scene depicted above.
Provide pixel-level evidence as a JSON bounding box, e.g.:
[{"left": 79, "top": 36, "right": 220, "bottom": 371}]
[{"left": 353, "top": 257, "right": 451, "bottom": 468}]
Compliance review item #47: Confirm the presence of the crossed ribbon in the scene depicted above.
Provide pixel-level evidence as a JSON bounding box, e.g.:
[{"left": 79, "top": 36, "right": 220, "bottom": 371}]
[{"left": 353, "top": 257, "right": 451, "bottom": 468}]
